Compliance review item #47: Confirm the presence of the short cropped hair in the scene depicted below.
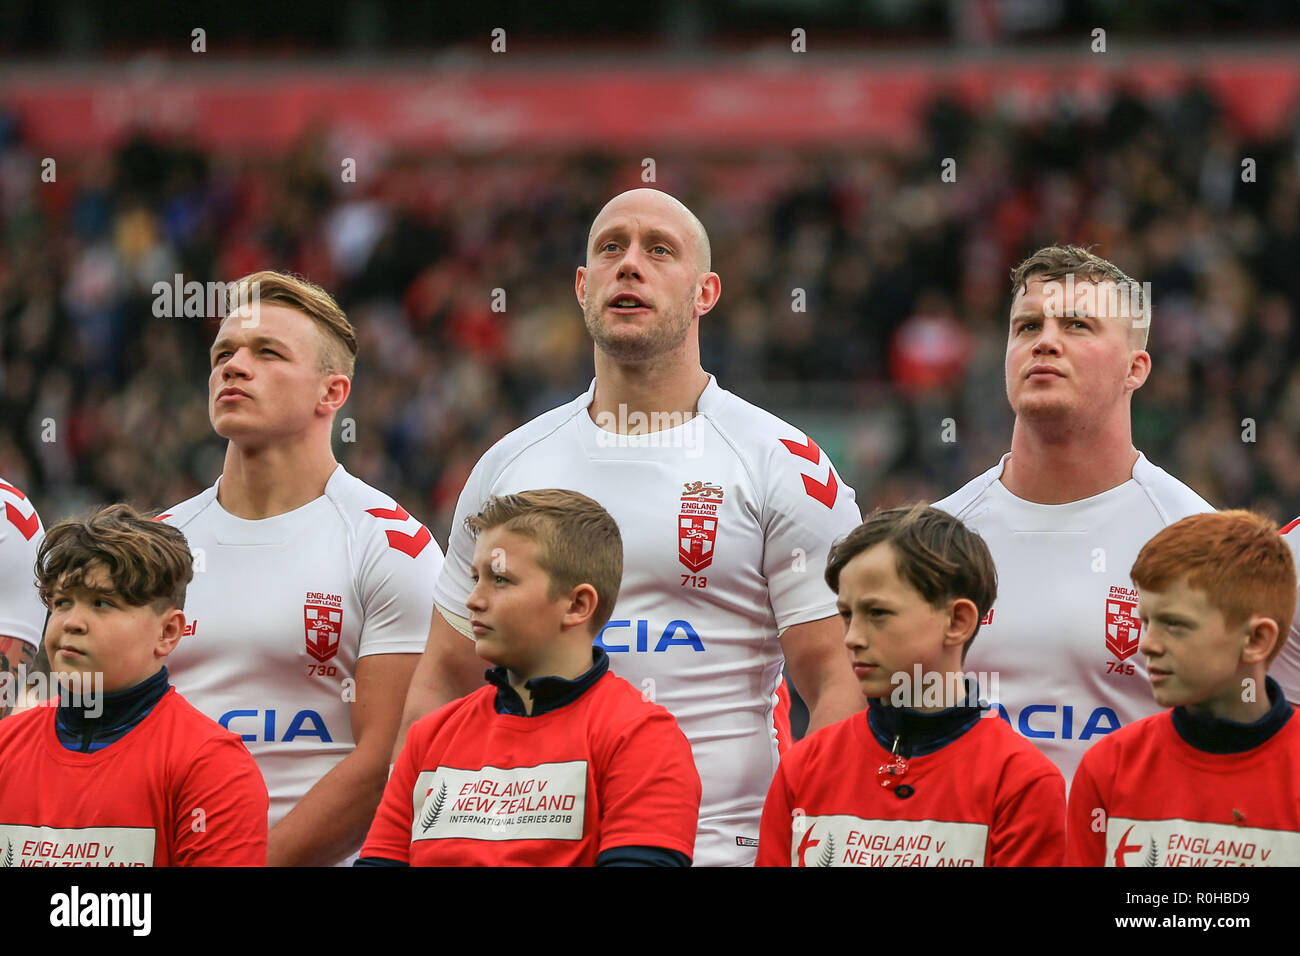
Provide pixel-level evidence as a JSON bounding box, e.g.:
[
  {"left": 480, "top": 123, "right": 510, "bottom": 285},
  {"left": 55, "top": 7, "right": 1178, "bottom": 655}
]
[
  {"left": 36, "top": 504, "right": 195, "bottom": 613},
  {"left": 464, "top": 490, "right": 623, "bottom": 635},
  {"left": 1130, "top": 510, "right": 1296, "bottom": 663},
  {"left": 825, "top": 503, "right": 998, "bottom": 661},
  {"left": 1010, "top": 244, "right": 1148, "bottom": 348},
  {"left": 225, "top": 270, "right": 358, "bottom": 378}
]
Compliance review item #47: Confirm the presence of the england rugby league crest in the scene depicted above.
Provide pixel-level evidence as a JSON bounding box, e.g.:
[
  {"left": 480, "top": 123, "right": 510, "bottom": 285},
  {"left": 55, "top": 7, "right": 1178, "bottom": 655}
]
[
  {"left": 1105, "top": 585, "right": 1141, "bottom": 660},
  {"left": 678, "top": 481, "right": 724, "bottom": 572},
  {"left": 304, "top": 603, "right": 343, "bottom": 663}
]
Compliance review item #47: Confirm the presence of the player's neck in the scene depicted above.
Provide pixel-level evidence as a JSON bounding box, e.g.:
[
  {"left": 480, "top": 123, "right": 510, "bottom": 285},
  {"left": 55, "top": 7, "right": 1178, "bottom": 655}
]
[
  {"left": 218, "top": 438, "right": 338, "bottom": 519},
  {"left": 589, "top": 352, "right": 709, "bottom": 433},
  {"left": 1003, "top": 416, "right": 1139, "bottom": 504}
]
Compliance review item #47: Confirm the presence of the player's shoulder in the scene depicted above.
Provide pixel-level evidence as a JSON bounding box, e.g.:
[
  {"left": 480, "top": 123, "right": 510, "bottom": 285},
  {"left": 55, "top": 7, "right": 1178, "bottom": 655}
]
[
  {"left": 0, "top": 474, "right": 44, "bottom": 539},
  {"left": 1130, "top": 453, "right": 1215, "bottom": 523},
  {"left": 158, "top": 480, "right": 220, "bottom": 530},
  {"left": 323, "top": 466, "right": 439, "bottom": 556},
  {"left": 930, "top": 457, "right": 1007, "bottom": 519},
  {"left": 700, "top": 378, "right": 826, "bottom": 467},
  {"left": 471, "top": 388, "right": 593, "bottom": 478}
]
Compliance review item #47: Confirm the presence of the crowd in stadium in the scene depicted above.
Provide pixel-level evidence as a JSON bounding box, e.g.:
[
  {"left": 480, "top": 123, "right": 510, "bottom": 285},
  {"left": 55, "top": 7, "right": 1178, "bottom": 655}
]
[{"left": 2, "top": 79, "right": 1299, "bottom": 535}]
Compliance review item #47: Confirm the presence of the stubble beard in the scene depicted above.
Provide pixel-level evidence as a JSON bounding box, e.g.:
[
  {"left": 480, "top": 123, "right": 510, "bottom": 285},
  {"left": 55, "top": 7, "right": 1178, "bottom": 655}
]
[{"left": 584, "top": 289, "right": 697, "bottom": 363}]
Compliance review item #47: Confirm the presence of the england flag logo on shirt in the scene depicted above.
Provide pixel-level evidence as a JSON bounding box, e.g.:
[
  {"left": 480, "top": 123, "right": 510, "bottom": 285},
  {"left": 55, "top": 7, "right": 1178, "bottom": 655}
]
[
  {"left": 679, "top": 481, "right": 724, "bottom": 573},
  {"left": 304, "top": 602, "right": 343, "bottom": 663},
  {"left": 1105, "top": 586, "right": 1141, "bottom": 661}
]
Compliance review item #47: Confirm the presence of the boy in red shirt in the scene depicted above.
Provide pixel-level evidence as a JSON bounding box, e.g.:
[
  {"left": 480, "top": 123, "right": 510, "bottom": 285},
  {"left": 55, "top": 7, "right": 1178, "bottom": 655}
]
[
  {"left": 1067, "top": 510, "right": 1300, "bottom": 866},
  {"left": 359, "top": 490, "right": 700, "bottom": 866},
  {"left": 758, "top": 504, "right": 1065, "bottom": 867},
  {"left": 0, "top": 504, "right": 267, "bottom": 866}
]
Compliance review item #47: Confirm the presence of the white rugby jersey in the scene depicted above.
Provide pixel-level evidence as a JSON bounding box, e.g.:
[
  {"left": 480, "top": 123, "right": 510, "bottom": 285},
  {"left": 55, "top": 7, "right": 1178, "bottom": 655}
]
[
  {"left": 163, "top": 465, "right": 441, "bottom": 853},
  {"left": 0, "top": 477, "right": 45, "bottom": 649},
  {"left": 932, "top": 453, "right": 1213, "bottom": 786},
  {"left": 1270, "top": 519, "right": 1300, "bottom": 702},
  {"left": 434, "top": 376, "right": 862, "bottom": 866}
]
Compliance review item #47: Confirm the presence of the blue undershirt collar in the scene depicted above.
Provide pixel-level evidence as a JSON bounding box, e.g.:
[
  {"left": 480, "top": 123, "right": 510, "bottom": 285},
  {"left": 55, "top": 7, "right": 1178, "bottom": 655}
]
[
  {"left": 485, "top": 647, "right": 609, "bottom": 717},
  {"left": 1170, "top": 676, "right": 1292, "bottom": 754}
]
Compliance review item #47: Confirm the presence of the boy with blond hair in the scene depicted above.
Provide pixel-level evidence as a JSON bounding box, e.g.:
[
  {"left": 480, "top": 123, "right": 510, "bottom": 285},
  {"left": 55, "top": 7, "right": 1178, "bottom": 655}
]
[
  {"left": 1067, "top": 510, "right": 1300, "bottom": 866},
  {"left": 359, "top": 489, "right": 700, "bottom": 866},
  {"left": 0, "top": 504, "right": 267, "bottom": 867}
]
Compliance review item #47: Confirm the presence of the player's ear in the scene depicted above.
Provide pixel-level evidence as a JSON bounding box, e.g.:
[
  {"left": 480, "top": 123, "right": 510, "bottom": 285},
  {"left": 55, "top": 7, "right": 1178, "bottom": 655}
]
[
  {"left": 575, "top": 266, "right": 588, "bottom": 310},
  {"left": 157, "top": 608, "right": 185, "bottom": 658},
  {"left": 1125, "top": 348, "right": 1151, "bottom": 392},
  {"left": 562, "top": 582, "right": 599, "bottom": 632},
  {"left": 1241, "top": 614, "right": 1279, "bottom": 666},
  {"left": 946, "top": 598, "right": 979, "bottom": 647},
  {"left": 694, "top": 272, "right": 721, "bottom": 318},
  {"left": 319, "top": 374, "right": 351, "bottom": 414}
]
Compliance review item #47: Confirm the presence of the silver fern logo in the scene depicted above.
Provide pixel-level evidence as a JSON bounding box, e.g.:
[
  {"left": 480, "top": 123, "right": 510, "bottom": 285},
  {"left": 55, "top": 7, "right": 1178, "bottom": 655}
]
[
  {"left": 1142, "top": 837, "right": 1159, "bottom": 867},
  {"left": 816, "top": 833, "right": 836, "bottom": 867},
  {"left": 421, "top": 783, "right": 448, "bottom": 833},
  {"left": 2, "top": 839, "right": 14, "bottom": 868}
]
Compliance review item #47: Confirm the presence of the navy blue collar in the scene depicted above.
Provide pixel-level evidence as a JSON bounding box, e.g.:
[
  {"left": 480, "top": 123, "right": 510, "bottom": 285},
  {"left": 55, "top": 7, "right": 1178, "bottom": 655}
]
[
  {"left": 866, "top": 687, "right": 984, "bottom": 758},
  {"left": 1171, "top": 676, "right": 1292, "bottom": 754},
  {"left": 485, "top": 648, "right": 609, "bottom": 717},
  {"left": 56, "top": 667, "right": 170, "bottom": 754}
]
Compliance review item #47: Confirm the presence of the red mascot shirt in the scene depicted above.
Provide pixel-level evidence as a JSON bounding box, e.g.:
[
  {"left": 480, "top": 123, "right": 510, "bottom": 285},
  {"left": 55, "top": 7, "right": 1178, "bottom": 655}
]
[
  {"left": 758, "top": 710, "right": 1065, "bottom": 866},
  {"left": 363, "top": 671, "right": 700, "bottom": 866},
  {"left": 1067, "top": 697, "right": 1300, "bottom": 866},
  {"left": 0, "top": 689, "right": 268, "bottom": 866}
]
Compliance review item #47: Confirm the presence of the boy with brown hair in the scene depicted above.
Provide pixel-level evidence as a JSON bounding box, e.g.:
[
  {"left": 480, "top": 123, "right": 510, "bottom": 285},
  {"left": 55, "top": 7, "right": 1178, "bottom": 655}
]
[
  {"left": 359, "top": 489, "right": 700, "bottom": 866},
  {"left": 758, "top": 504, "right": 1065, "bottom": 867},
  {"left": 0, "top": 504, "right": 267, "bottom": 867},
  {"left": 1067, "top": 510, "right": 1300, "bottom": 866}
]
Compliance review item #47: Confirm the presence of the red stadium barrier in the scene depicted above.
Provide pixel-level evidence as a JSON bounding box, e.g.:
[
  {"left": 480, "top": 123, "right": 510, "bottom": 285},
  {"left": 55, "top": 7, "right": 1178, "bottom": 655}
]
[{"left": 4, "top": 50, "right": 1298, "bottom": 153}]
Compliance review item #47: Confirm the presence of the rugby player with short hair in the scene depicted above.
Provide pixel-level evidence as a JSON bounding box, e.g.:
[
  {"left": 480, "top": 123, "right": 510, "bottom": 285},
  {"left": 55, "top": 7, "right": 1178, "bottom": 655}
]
[
  {"left": 162, "top": 271, "right": 442, "bottom": 866},
  {"left": 932, "top": 245, "right": 1214, "bottom": 785},
  {"left": 397, "top": 188, "right": 865, "bottom": 866}
]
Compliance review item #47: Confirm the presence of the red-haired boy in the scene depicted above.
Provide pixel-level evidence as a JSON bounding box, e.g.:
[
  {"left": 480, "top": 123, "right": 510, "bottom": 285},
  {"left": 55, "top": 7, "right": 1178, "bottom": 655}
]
[{"left": 1067, "top": 510, "right": 1300, "bottom": 866}]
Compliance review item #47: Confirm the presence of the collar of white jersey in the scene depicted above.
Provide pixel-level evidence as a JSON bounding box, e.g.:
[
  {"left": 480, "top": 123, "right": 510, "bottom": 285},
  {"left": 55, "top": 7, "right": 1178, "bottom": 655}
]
[
  {"left": 203, "top": 463, "right": 345, "bottom": 544},
  {"left": 984, "top": 451, "right": 1153, "bottom": 530},
  {"left": 574, "top": 374, "right": 721, "bottom": 458}
]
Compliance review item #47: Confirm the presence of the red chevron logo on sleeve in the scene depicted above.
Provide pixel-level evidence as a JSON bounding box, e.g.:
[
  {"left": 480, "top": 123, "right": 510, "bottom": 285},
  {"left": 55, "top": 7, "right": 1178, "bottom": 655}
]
[
  {"left": 0, "top": 480, "right": 28, "bottom": 500},
  {"left": 366, "top": 504, "right": 432, "bottom": 558},
  {"left": 5, "top": 502, "right": 39, "bottom": 541},
  {"left": 779, "top": 435, "right": 838, "bottom": 509}
]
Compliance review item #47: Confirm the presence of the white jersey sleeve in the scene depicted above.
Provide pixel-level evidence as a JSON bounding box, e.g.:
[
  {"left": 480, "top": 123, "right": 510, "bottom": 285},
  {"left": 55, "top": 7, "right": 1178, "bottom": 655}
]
[
  {"left": 728, "top": 404, "right": 862, "bottom": 631},
  {"left": 0, "top": 477, "right": 46, "bottom": 649},
  {"left": 1273, "top": 519, "right": 1300, "bottom": 703}
]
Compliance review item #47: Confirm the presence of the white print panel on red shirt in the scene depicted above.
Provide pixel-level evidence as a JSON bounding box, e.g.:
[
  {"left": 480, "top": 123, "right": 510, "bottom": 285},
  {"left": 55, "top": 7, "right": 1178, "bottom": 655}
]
[
  {"left": 932, "top": 452, "right": 1214, "bottom": 787},
  {"left": 433, "top": 376, "right": 861, "bottom": 867},
  {"left": 162, "top": 464, "right": 441, "bottom": 831},
  {"left": 0, "top": 824, "right": 156, "bottom": 867}
]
